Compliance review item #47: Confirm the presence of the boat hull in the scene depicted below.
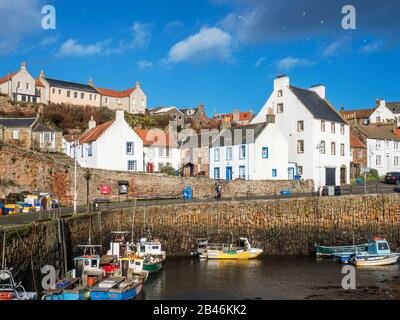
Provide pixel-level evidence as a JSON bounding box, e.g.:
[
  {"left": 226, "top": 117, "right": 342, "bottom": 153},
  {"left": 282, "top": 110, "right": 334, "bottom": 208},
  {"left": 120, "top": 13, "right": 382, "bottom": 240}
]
[
  {"left": 315, "top": 244, "right": 368, "bottom": 258},
  {"left": 44, "top": 291, "right": 87, "bottom": 301},
  {"left": 354, "top": 255, "right": 399, "bottom": 266},
  {"left": 143, "top": 262, "right": 163, "bottom": 273},
  {"left": 207, "top": 251, "right": 262, "bottom": 260},
  {"left": 90, "top": 285, "right": 140, "bottom": 301}
]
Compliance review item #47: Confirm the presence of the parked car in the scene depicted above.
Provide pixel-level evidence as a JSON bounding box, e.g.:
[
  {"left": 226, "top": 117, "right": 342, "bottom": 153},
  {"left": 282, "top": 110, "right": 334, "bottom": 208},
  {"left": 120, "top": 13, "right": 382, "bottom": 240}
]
[{"left": 384, "top": 172, "right": 400, "bottom": 184}]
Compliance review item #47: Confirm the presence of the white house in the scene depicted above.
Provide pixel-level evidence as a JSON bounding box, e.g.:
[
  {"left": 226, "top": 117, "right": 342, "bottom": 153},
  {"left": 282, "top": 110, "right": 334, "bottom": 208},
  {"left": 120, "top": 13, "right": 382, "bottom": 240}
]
[
  {"left": 0, "top": 62, "right": 44, "bottom": 103},
  {"left": 252, "top": 76, "right": 351, "bottom": 190},
  {"left": 209, "top": 121, "right": 293, "bottom": 181},
  {"left": 76, "top": 110, "right": 144, "bottom": 172},
  {"left": 353, "top": 125, "right": 400, "bottom": 176},
  {"left": 370, "top": 99, "right": 397, "bottom": 125},
  {"left": 135, "top": 129, "right": 181, "bottom": 173}
]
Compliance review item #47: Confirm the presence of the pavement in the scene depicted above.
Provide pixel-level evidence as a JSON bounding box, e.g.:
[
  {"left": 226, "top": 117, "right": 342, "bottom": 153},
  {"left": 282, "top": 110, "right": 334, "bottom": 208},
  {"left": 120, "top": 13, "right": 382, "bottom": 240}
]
[{"left": 0, "top": 181, "right": 398, "bottom": 226}]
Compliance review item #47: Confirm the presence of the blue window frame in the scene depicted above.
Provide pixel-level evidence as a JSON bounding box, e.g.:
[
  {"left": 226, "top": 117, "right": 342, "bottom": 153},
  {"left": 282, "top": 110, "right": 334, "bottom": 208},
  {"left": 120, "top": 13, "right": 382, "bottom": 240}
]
[
  {"left": 239, "top": 145, "right": 246, "bottom": 160},
  {"left": 226, "top": 147, "right": 233, "bottom": 161},
  {"left": 272, "top": 169, "right": 277, "bottom": 178},
  {"left": 214, "top": 167, "right": 220, "bottom": 180},
  {"left": 214, "top": 148, "right": 221, "bottom": 162},
  {"left": 262, "top": 147, "right": 269, "bottom": 159},
  {"left": 88, "top": 142, "right": 93, "bottom": 157},
  {"left": 126, "top": 142, "right": 134, "bottom": 155}
]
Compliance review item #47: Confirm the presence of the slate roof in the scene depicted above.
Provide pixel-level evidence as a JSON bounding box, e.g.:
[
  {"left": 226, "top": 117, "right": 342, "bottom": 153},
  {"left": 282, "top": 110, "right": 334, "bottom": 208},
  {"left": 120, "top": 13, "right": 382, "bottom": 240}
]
[
  {"left": 289, "top": 86, "right": 346, "bottom": 124},
  {"left": 212, "top": 123, "right": 267, "bottom": 147},
  {"left": 45, "top": 78, "right": 98, "bottom": 93},
  {"left": 0, "top": 118, "right": 36, "bottom": 128},
  {"left": 355, "top": 125, "right": 400, "bottom": 142},
  {"left": 387, "top": 102, "right": 400, "bottom": 114}
]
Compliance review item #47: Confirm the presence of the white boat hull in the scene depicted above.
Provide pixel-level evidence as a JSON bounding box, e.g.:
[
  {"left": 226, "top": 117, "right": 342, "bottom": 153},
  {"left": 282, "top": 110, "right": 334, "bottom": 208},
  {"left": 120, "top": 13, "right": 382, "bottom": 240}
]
[{"left": 354, "top": 255, "right": 399, "bottom": 266}]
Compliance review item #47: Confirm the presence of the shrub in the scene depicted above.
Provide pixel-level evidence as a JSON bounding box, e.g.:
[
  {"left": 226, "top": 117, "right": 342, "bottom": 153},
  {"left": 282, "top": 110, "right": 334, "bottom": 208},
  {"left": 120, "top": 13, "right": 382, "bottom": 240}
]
[{"left": 160, "top": 165, "right": 176, "bottom": 176}]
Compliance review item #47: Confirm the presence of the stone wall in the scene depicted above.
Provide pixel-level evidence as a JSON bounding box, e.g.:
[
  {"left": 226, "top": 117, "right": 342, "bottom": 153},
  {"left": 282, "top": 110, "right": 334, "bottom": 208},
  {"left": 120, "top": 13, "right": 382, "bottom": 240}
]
[
  {"left": 1, "top": 194, "right": 400, "bottom": 291},
  {"left": 0, "top": 143, "right": 313, "bottom": 206}
]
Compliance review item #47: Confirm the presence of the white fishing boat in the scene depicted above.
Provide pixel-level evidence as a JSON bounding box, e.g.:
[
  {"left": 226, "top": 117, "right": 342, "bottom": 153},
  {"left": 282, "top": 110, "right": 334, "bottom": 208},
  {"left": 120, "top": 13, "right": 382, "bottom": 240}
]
[{"left": 352, "top": 237, "right": 400, "bottom": 267}]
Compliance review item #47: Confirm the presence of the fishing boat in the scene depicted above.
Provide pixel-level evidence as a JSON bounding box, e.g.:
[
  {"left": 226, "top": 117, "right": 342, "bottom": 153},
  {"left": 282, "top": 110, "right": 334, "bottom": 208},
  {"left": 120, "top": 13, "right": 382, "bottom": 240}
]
[
  {"left": 351, "top": 238, "right": 400, "bottom": 267},
  {"left": 0, "top": 232, "right": 37, "bottom": 300},
  {"left": 100, "top": 231, "right": 130, "bottom": 276},
  {"left": 206, "top": 237, "right": 263, "bottom": 260},
  {"left": 191, "top": 239, "right": 209, "bottom": 260},
  {"left": 89, "top": 255, "right": 148, "bottom": 300},
  {"left": 133, "top": 238, "right": 166, "bottom": 273},
  {"left": 315, "top": 243, "right": 368, "bottom": 259},
  {"left": 42, "top": 244, "right": 105, "bottom": 300},
  {"left": 0, "top": 269, "right": 37, "bottom": 300}
]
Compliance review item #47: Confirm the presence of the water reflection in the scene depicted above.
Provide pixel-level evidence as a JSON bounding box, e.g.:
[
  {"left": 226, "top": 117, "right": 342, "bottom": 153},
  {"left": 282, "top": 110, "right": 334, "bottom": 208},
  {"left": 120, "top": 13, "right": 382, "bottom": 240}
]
[{"left": 139, "top": 257, "right": 400, "bottom": 300}]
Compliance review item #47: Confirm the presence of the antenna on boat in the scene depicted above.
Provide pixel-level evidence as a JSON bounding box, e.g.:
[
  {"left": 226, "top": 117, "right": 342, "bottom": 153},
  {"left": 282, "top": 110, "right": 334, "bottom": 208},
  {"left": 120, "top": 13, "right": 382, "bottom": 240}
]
[
  {"left": 2, "top": 230, "right": 6, "bottom": 270},
  {"left": 131, "top": 198, "right": 137, "bottom": 241}
]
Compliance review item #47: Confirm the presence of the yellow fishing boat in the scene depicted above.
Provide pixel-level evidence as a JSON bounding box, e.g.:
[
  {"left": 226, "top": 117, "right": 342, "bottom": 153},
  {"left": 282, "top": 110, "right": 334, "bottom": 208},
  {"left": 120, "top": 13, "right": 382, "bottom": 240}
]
[{"left": 206, "top": 238, "right": 263, "bottom": 260}]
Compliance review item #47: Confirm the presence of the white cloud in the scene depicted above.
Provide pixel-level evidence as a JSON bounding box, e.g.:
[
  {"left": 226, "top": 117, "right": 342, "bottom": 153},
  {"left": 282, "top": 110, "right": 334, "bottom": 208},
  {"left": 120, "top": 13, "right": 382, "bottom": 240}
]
[
  {"left": 137, "top": 60, "right": 154, "bottom": 70},
  {"left": 129, "top": 22, "right": 153, "bottom": 49},
  {"left": 254, "top": 56, "right": 267, "bottom": 68},
  {"left": 323, "top": 37, "right": 352, "bottom": 58},
  {"left": 58, "top": 39, "right": 106, "bottom": 57},
  {"left": 276, "top": 56, "right": 315, "bottom": 72},
  {"left": 359, "top": 41, "right": 381, "bottom": 54},
  {"left": 165, "top": 27, "right": 234, "bottom": 64}
]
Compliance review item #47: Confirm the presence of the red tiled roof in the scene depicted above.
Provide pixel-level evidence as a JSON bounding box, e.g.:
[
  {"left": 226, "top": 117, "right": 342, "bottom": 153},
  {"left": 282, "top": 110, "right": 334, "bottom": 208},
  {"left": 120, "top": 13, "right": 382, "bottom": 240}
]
[
  {"left": 0, "top": 72, "right": 17, "bottom": 84},
  {"left": 341, "top": 109, "right": 374, "bottom": 119},
  {"left": 135, "top": 129, "right": 177, "bottom": 148},
  {"left": 394, "top": 128, "right": 400, "bottom": 138},
  {"left": 239, "top": 112, "right": 252, "bottom": 121},
  {"left": 350, "top": 131, "right": 366, "bottom": 149},
  {"left": 35, "top": 78, "right": 45, "bottom": 88},
  {"left": 96, "top": 87, "right": 136, "bottom": 98},
  {"left": 79, "top": 121, "right": 114, "bottom": 144}
]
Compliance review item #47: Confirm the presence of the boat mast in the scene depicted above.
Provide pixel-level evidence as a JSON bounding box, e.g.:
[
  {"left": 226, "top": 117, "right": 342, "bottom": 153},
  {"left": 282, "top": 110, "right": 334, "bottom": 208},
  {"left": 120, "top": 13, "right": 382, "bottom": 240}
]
[
  {"left": 2, "top": 231, "right": 5, "bottom": 270},
  {"left": 143, "top": 201, "right": 146, "bottom": 237}
]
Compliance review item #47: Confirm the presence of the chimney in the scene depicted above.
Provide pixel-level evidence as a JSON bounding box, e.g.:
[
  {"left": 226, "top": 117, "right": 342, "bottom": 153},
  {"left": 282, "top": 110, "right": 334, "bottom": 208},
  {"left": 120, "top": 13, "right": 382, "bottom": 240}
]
[
  {"left": 274, "top": 75, "right": 289, "bottom": 92},
  {"left": 88, "top": 78, "right": 94, "bottom": 87},
  {"left": 376, "top": 99, "right": 386, "bottom": 109},
  {"left": 232, "top": 109, "right": 240, "bottom": 122},
  {"left": 20, "top": 62, "right": 27, "bottom": 71},
  {"left": 136, "top": 81, "right": 141, "bottom": 88},
  {"left": 39, "top": 70, "right": 45, "bottom": 79},
  {"left": 309, "top": 84, "right": 326, "bottom": 99},
  {"left": 88, "top": 116, "right": 96, "bottom": 130},
  {"left": 116, "top": 109, "right": 125, "bottom": 122}
]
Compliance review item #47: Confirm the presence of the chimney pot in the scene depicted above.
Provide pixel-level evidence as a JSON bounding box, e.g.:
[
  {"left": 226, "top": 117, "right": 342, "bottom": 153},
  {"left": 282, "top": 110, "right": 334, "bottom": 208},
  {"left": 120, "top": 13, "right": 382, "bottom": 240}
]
[{"left": 88, "top": 116, "right": 96, "bottom": 130}]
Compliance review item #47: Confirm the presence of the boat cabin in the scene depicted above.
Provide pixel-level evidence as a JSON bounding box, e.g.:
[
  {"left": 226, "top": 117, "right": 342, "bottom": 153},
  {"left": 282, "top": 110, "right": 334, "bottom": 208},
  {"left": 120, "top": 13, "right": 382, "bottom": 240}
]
[
  {"left": 136, "top": 238, "right": 164, "bottom": 258},
  {"left": 368, "top": 238, "right": 391, "bottom": 256},
  {"left": 106, "top": 232, "right": 129, "bottom": 258},
  {"left": 119, "top": 257, "right": 144, "bottom": 277}
]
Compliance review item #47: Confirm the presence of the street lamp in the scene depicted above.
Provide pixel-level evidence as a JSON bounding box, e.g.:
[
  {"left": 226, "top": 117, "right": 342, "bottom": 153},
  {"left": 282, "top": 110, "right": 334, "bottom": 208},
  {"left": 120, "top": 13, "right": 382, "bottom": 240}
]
[
  {"left": 73, "top": 140, "right": 78, "bottom": 215},
  {"left": 84, "top": 170, "right": 92, "bottom": 210}
]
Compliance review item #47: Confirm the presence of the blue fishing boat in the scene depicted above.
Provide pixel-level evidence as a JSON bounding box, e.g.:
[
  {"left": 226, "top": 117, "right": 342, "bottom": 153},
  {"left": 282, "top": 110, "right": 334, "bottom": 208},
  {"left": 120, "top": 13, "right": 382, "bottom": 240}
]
[
  {"left": 90, "top": 256, "right": 148, "bottom": 301},
  {"left": 351, "top": 238, "right": 400, "bottom": 267},
  {"left": 42, "top": 244, "right": 105, "bottom": 301}
]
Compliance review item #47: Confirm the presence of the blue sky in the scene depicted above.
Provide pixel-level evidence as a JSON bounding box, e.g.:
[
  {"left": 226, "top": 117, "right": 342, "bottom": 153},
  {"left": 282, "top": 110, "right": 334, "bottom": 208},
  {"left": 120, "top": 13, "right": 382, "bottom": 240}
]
[{"left": 1, "top": 0, "right": 400, "bottom": 115}]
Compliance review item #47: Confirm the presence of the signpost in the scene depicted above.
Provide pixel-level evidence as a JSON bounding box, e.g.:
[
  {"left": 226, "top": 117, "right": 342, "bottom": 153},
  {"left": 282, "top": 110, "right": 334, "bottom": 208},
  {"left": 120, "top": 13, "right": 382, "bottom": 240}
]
[{"left": 361, "top": 167, "right": 371, "bottom": 194}]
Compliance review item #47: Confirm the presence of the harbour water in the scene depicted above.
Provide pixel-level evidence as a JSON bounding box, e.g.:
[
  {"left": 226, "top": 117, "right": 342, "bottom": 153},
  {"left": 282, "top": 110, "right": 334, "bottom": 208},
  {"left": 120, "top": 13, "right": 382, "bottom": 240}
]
[{"left": 140, "top": 256, "right": 400, "bottom": 300}]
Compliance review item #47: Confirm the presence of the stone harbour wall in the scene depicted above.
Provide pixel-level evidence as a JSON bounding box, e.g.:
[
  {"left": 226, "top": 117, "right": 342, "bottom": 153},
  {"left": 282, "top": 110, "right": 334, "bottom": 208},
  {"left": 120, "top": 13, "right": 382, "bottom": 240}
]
[
  {"left": 1, "top": 194, "right": 400, "bottom": 291},
  {"left": 0, "top": 143, "right": 313, "bottom": 206}
]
